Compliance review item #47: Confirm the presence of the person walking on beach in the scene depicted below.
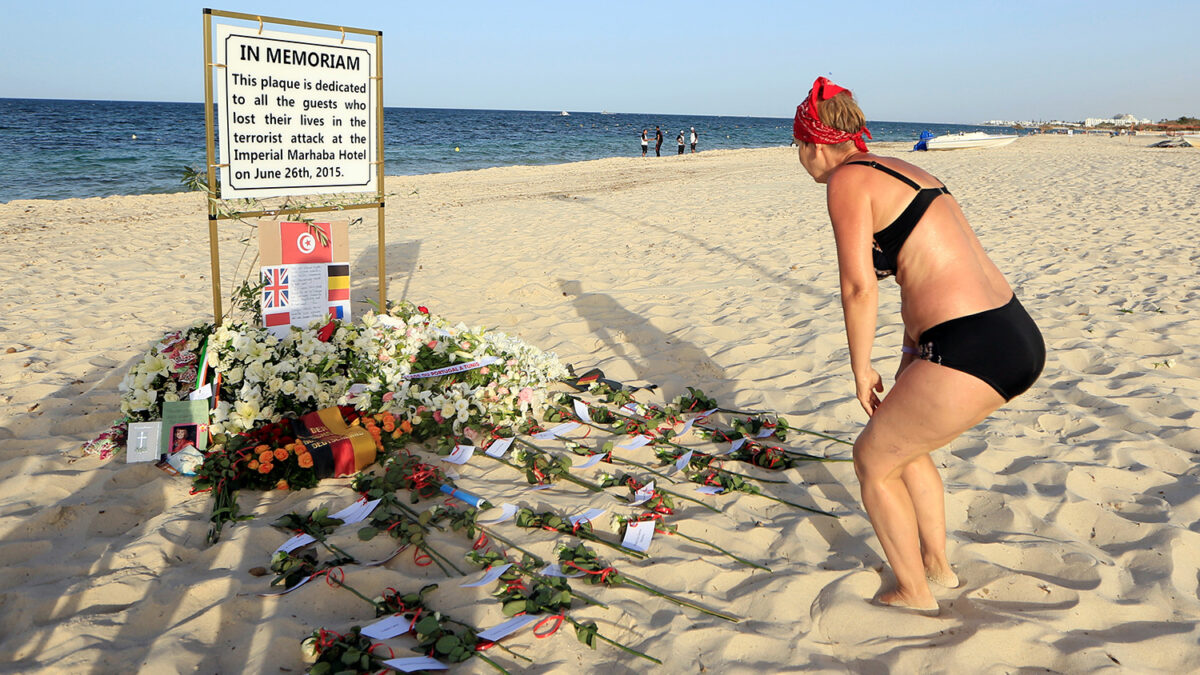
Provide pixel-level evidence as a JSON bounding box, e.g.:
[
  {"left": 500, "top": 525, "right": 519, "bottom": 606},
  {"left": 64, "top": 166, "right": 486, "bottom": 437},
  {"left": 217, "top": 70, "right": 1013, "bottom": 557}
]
[
  {"left": 641, "top": 129, "right": 649, "bottom": 157},
  {"left": 655, "top": 126, "right": 664, "bottom": 156},
  {"left": 677, "top": 130, "right": 685, "bottom": 154},
  {"left": 792, "top": 77, "right": 1044, "bottom": 614},
  {"left": 690, "top": 126, "right": 698, "bottom": 153}
]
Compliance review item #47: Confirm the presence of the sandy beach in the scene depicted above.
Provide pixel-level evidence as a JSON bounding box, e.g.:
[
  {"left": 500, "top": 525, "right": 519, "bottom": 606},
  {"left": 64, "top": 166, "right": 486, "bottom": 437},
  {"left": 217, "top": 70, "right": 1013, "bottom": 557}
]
[{"left": 2, "top": 133, "right": 1199, "bottom": 673}]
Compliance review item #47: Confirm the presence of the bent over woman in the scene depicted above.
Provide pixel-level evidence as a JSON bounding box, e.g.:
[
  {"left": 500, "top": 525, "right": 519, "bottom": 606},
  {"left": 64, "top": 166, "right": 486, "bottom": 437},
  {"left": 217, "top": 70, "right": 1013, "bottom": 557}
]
[{"left": 792, "top": 77, "right": 1044, "bottom": 613}]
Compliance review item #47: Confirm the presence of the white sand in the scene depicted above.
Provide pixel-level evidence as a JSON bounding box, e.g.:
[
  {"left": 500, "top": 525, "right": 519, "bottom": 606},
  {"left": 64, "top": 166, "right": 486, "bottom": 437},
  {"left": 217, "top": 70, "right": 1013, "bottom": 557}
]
[{"left": 2, "top": 134, "right": 1199, "bottom": 673}]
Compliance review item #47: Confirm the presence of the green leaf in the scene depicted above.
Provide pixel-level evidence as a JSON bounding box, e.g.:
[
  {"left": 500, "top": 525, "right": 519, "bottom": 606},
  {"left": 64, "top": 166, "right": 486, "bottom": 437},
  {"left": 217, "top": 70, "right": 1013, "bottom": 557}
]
[
  {"left": 434, "top": 634, "right": 460, "bottom": 654},
  {"left": 502, "top": 599, "right": 526, "bottom": 617},
  {"left": 357, "top": 526, "right": 379, "bottom": 541}
]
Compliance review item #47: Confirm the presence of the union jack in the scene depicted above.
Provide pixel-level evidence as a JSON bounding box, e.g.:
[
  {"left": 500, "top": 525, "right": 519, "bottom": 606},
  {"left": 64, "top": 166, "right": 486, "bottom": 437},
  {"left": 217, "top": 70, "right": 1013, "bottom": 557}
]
[{"left": 262, "top": 268, "right": 290, "bottom": 309}]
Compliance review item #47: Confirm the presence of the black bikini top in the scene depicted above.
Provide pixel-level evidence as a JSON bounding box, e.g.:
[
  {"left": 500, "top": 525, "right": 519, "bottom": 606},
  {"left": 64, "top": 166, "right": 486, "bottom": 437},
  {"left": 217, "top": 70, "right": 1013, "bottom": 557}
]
[{"left": 846, "top": 160, "right": 950, "bottom": 279}]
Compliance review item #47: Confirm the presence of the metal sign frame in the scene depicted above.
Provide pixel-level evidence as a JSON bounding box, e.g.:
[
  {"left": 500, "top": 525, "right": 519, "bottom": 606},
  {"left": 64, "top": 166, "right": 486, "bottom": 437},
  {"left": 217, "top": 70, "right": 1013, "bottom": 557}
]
[{"left": 202, "top": 8, "right": 385, "bottom": 324}]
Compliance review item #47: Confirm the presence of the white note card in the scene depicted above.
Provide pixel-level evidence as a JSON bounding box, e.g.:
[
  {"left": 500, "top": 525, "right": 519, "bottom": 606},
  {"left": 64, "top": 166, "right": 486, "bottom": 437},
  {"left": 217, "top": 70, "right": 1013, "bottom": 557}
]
[
  {"left": 756, "top": 426, "right": 776, "bottom": 438},
  {"left": 534, "top": 422, "right": 580, "bottom": 440},
  {"left": 573, "top": 399, "right": 594, "bottom": 423},
  {"left": 696, "top": 485, "right": 725, "bottom": 495},
  {"left": 617, "top": 435, "right": 652, "bottom": 450},
  {"left": 621, "top": 520, "right": 655, "bottom": 552},
  {"left": 476, "top": 614, "right": 541, "bottom": 642},
  {"left": 477, "top": 503, "right": 518, "bottom": 524},
  {"left": 574, "top": 453, "right": 606, "bottom": 469},
  {"left": 629, "top": 481, "right": 656, "bottom": 506},
  {"left": 275, "top": 533, "right": 316, "bottom": 554},
  {"left": 461, "top": 563, "right": 513, "bottom": 588},
  {"left": 569, "top": 508, "right": 606, "bottom": 528},
  {"left": 485, "top": 436, "right": 513, "bottom": 458},
  {"left": 668, "top": 450, "right": 694, "bottom": 475},
  {"left": 362, "top": 613, "right": 413, "bottom": 640},
  {"left": 383, "top": 656, "right": 448, "bottom": 672},
  {"left": 443, "top": 444, "right": 476, "bottom": 465},
  {"left": 540, "top": 563, "right": 586, "bottom": 578}
]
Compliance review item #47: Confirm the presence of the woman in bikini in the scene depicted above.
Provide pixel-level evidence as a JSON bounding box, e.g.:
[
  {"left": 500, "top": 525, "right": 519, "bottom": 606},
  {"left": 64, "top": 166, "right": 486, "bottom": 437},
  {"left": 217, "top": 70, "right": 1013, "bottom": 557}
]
[{"left": 793, "top": 77, "right": 1044, "bottom": 613}]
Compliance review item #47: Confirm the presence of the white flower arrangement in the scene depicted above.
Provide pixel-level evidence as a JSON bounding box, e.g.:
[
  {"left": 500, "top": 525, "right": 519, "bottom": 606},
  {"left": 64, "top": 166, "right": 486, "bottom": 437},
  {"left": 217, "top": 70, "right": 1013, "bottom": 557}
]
[{"left": 94, "top": 302, "right": 569, "bottom": 454}]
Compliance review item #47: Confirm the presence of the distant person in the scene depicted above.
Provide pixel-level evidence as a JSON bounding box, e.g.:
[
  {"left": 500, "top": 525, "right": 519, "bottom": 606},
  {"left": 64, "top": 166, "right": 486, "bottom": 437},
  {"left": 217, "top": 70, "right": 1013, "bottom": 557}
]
[
  {"left": 641, "top": 129, "right": 649, "bottom": 157},
  {"left": 792, "top": 76, "right": 1044, "bottom": 614},
  {"left": 690, "top": 127, "right": 698, "bottom": 153},
  {"left": 654, "top": 126, "right": 664, "bottom": 156},
  {"left": 677, "top": 130, "right": 685, "bottom": 154}
]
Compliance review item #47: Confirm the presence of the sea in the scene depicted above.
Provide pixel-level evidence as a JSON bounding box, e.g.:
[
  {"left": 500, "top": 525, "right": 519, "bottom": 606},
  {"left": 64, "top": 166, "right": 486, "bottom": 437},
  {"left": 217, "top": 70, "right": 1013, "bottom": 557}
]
[{"left": 0, "top": 98, "right": 1016, "bottom": 203}]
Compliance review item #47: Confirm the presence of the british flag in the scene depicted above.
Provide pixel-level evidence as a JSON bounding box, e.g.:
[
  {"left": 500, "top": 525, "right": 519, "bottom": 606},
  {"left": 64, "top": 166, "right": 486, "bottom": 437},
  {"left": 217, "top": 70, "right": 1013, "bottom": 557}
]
[{"left": 262, "top": 267, "right": 290, "bottom": 309}]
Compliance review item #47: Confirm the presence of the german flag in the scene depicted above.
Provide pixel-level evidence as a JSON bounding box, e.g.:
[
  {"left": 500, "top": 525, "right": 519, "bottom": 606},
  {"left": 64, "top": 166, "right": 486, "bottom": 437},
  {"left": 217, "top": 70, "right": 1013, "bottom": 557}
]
[{"left": 291, "top": 407, "right": 376, "bottom": 478}]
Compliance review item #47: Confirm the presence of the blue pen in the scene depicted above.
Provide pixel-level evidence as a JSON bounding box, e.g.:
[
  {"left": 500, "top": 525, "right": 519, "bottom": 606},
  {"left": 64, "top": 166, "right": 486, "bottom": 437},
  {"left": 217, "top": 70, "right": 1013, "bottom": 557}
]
[{"left": 439, "top": 484, "right": 487, "bottom": 508}]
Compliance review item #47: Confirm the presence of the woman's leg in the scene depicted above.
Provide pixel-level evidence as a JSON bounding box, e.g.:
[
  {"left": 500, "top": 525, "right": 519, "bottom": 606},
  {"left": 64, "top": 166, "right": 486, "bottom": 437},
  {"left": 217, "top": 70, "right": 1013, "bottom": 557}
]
[
  {"left": 853, "top": 359, "right": 1003, "bottom": 610},
  {"left": 901, "top": 455, "right": 958, "bottom": 586}
]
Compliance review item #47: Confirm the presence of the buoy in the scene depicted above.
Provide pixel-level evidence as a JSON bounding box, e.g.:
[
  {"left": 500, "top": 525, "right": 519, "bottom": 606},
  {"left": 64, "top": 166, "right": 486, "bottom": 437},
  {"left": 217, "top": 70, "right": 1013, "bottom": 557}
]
[
  {"left": 454, "top": 146, "right": 460, "bottom": 152},
  {"left": 131, "top": 134, "right": 137, "bottom": 140}
]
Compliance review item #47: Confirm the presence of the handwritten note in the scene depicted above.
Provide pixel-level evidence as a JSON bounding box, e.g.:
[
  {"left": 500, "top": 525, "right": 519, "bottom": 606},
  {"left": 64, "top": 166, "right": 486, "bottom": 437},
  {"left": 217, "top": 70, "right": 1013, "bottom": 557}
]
[
  {"left": 485, "top": 436, "right": 513, "bottom": 458},
  {"left": 621, "top": 520, "right": 655, "bottom": 553},
  {"left": 629, "top": 481, "right": 656, "bottom": 506},
  {"left": 443, "top": 444, "right": 476, "bottom": 465},
  {"left": 330, "top": 497, "right": 382, "bottom": 525},
  {"left": 362, "top": 613, "right": 414, "bottom": 640},
  {"left": 275, "top": 533, "right": 316, "bottom": 554}
]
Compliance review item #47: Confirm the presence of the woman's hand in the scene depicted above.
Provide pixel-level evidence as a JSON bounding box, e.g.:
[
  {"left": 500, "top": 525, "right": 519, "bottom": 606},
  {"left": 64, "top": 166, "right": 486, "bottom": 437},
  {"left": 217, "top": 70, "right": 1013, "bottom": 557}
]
[{"left": 855, "top": 368, "right": 884, "bottom": 416}]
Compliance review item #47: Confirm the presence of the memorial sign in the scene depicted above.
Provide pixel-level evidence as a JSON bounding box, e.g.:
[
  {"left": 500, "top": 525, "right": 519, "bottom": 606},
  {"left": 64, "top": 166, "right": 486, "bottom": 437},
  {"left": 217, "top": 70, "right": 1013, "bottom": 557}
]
[{"left": 215, "top": 24, "right": 377, "bottom": 199}]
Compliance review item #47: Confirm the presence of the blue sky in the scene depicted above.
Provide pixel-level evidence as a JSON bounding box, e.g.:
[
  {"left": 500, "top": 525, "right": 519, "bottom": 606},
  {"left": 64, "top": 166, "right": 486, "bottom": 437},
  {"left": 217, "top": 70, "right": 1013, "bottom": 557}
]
[{"left": 2, "top": 1, "right": 1197, "bottom": 124}]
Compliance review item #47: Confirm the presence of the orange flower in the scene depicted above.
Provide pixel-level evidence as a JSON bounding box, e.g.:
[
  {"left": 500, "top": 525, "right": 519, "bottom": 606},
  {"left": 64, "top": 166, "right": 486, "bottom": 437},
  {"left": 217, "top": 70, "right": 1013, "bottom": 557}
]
[
  {"left": 275, "top": 479, "right": 289, "bottom": 490},
  {"left": 258, "top": 462, "right": 274, "bottom": 474},
  {"left": 294, "top": 441, "right": 306, "bottom": 452},
  {"left": 247, "top": 459, "right": 260, "bottom": 471},
  {"left": 255, "top": 444, "right": 270, "bottom": 453},
  {"left": 400, "top": 420, "right": 413, "bottom": 434},
  {"left": 274, "top": 447, "right": 290, "bottom": 461},
  {"left": 259, "top": 450, "right": 274, "bottom": 465},
  {"left": 297, "top": 452, "right": 314, "bottom": 469},
  {"left": 392, "top": 428, "right": 404, "bottom": 440},
  {"left": 284, "top": 443, "right": 296, "bottom": 452},
  {"left": 382, "top": 419, "right": 395, "bottom": 433}
]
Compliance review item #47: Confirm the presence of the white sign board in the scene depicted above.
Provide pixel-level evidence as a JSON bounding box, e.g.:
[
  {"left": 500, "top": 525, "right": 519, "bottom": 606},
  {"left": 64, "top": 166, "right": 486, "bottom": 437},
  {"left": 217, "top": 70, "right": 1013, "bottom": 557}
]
[{"left": 215, "top": 24, "right": 377, "bottom": 199}]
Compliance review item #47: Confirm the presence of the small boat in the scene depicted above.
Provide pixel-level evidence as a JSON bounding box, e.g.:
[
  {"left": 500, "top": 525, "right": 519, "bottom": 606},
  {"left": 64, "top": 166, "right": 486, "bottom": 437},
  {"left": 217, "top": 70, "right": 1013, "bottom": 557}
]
[
  {"left": 1183, "top": 135, "right": 1200, "bottom": 148},
  {"left": 924, "top": 131, "right": 1018, "bottom": 150},
  {"left": 559, "top": 111, "right": 570, "bottom": 116}
]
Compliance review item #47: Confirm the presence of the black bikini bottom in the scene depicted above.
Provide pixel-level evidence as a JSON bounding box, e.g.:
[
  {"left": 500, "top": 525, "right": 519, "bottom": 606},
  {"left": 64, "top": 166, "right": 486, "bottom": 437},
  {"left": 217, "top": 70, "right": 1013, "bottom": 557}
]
[{"left": 917, "top": 295, "right": 1045, "bottom": 401}]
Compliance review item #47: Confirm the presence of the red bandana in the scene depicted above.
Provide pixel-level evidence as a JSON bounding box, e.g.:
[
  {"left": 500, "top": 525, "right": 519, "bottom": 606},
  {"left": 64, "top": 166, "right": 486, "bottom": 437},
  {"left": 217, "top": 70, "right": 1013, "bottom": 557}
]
[{"left": 793, "top": 77, "right": 871, "bottom": 152}]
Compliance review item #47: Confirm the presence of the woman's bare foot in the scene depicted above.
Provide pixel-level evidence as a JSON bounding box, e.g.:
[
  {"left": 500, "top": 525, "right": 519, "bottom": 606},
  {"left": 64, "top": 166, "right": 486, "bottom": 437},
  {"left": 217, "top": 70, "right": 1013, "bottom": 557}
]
[
  {"left": 876, "top": 589, "right": 940, "bottom": 616},
  {"left": 922, "top": 554, "right": 960, "bottom": 588},
  {"left": 925, "top": 566, "right": 960, "bottom": 589}
]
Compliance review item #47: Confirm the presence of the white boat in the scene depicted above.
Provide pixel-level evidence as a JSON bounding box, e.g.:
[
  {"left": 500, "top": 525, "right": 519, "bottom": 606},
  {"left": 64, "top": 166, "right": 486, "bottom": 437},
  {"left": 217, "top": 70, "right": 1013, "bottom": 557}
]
[
  {"left": 925, "top": 131, "right": 1018, "bottom": 150},
  {"left": 559, "top": 111, "right": 570, "bottom": 116}
]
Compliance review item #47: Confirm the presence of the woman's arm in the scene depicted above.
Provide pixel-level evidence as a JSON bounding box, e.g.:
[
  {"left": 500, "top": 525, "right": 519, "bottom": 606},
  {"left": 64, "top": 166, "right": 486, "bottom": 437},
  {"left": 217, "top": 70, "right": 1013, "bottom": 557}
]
[{"left": 827, "top": 170, "right": 883, "bottom": 416}]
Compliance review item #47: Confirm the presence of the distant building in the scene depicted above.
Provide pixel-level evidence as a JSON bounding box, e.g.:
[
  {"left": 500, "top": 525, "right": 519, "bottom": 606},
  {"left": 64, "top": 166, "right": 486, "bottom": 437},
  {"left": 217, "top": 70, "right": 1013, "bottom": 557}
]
[{"left": 1084, "top": 114, "right": 1152, "bottom": 127}]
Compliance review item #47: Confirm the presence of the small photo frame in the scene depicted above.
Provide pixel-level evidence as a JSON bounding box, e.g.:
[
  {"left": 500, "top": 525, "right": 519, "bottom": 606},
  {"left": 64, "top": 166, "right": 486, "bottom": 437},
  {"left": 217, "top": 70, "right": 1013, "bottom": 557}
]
[
  {"left": 126, "top": 421, "right": 162, "bottom": 463},
  {"left": 168, "top": 423, "right": 200, "bottom": 456}
]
